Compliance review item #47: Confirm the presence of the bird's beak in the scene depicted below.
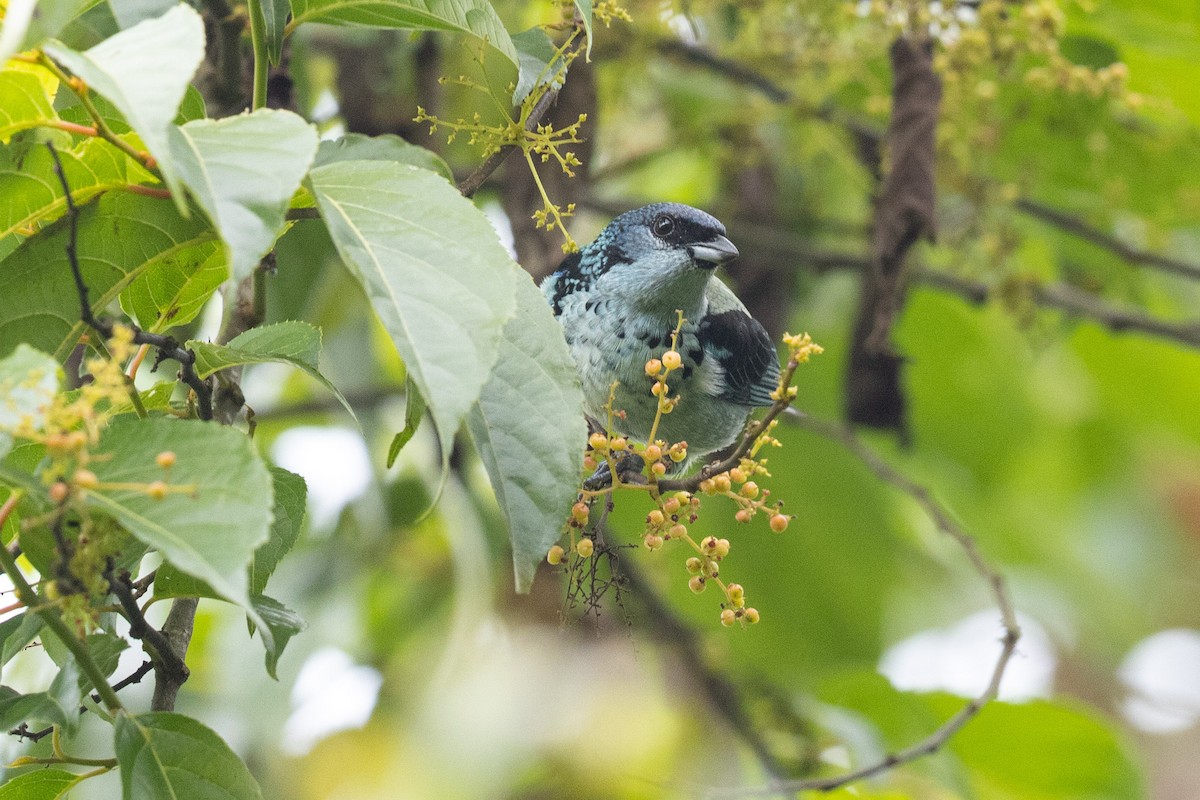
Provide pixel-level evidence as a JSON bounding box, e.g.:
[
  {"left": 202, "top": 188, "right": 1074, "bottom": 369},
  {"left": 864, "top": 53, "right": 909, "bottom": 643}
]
[{"left": 688, "top": 235, "right": 739, "bottom": 268}]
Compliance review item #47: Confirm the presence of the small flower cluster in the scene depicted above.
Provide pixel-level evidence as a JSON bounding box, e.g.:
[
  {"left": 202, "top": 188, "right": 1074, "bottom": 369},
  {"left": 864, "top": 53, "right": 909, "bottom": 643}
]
[{"left": 549, "top": 319, "right": 824, "bottom": 628}]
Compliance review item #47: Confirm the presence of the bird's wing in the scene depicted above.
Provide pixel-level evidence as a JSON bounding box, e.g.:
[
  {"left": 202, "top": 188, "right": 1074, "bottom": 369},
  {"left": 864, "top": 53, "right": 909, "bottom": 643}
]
[{"left": 697, "top": 279, "right": 781, "bottom": 407}]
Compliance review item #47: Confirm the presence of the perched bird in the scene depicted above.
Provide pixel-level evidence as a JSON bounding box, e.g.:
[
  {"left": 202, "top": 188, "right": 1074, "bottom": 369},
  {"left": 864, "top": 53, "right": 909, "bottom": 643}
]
[{"left": 541, "top": 202, "right": 780, "bottom": 472}]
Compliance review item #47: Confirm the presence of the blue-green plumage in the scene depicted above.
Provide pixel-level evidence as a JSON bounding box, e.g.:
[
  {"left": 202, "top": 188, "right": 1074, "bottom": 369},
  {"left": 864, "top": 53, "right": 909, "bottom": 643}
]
[{"left": 541, "top": 203, "right": 780, "bottom": 465}]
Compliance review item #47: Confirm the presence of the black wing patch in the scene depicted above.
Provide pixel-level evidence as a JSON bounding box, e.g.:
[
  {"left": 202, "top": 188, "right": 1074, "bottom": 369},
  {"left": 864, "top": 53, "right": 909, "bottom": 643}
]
[
  {"left": 545, "top": 251, "right": 584, "bottom": 315},
  {"left": 697, "top": 310, "right": 780, "bottom": 406}
]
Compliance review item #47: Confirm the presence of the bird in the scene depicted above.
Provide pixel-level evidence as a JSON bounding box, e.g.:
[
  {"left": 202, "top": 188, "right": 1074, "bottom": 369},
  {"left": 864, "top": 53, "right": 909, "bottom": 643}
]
[{"left": 541, "top": 202, "right": 780, "bottom": 476}]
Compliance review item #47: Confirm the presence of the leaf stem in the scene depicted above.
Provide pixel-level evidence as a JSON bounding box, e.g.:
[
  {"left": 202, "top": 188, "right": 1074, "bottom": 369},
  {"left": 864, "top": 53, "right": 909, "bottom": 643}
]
[
  {"left": 247, "top": 0, "right": 269, "bottom": 111},
  {"left": 0, "top": 493, "right": 125, "bottom": 714}
]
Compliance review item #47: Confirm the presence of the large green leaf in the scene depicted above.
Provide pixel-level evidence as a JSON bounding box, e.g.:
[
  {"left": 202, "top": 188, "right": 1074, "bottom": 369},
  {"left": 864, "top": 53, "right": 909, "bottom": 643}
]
[
  {"left": 255, "top": 0, "right": 291, "bottom": 65},
  {"left": 288, "top": 0, "right": 517, "bottom": 68},
  {"left": 467, "top": 267, "right": 586, "bottom": 592},
  {"left": 188, "top": 321, "right": 354, "bottom": 418},
  {"left": 43, "top": 4, "right": 206, "bottom": 209},
  {"left": 0, "top": 768, "right": 85, "bottom": 799},
  {"left": 155, "top": 466, "right": 307, "bottom": 599},
  {"left": 0, "top": 658, "right": 80, "bottom": 733},
  {"left": 0, "top": 191, "right": 217, "bottom": 360},
  {"left": 85, "top": 416, "right": 273, "bottom": 623},
  {"left": 169, "top": 109, "right": 318, "bottom": 280},
  {"left": 511, "top": 27, "right": 559, "bottom": 105},
  {"left": 0, "top": 613, "right": 43, "bottom": 672},
  {"left": 0, "top": 138, "right": 146, "bottom": 261},
  {"left": 307, "top": 160, "right": 516, "bottom": 458},
  {"left": 114, "top": 712, "right": 263, "bottom": 800},
  {"left": 0, "top": 345, "right": 61, "bottom": 461},
  {"left": 313, "top": 132, "right": 453, "bottom": 182},
  {"left": 119, "top": 243, "right": 227, "bottom": 333},
  {"left": 0, "top": 70, "right": 56, "bottom": 142}
]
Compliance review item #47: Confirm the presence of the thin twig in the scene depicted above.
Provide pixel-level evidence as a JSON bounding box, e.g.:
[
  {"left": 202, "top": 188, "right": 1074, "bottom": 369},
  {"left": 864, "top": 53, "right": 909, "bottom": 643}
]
[
  {"left": 704, "top": 417, "right": 1020, "bottom": 798},
  {"left": 45, "top": 143, "right": 214, "bottom": 420},
  {"left": 1015, "top": 198, "right": 1200, "bottom": 282},
  {"left": 11, "top": 660, "right": 154, "bottom": 742}
]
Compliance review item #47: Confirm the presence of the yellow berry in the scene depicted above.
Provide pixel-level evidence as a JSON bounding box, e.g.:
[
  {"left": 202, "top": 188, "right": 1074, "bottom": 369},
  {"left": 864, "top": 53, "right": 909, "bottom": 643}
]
[
  {"left": 735, "top": 509, "right": 751, "bottom": 523},
  {"left": 644, "top": 533, "right": 664, "bottom": 551},
  {"left": 688, "top": 575, "right": 706, "bottom": 593},
  {"left": 73, "top": 469, "right": 99, "bottom": 489},
  {"left": 727, "top": 583, "right": 745, "bottom": 607},
  {"left": 720, "top": 608, "right": 736, "bottom": 627},
  {"left": 576, "top": 538, "right": 594, "bottom": 558},
  {"left": 610, "top": 437, "right": 628, "bottom": 452},
  {"left": 714, "top": 474, "right": 732, "bottom": 493},
  {"left": 583, "top": 455, "right": 597, "bottom": 470},
  {"left": 740, "top": 482, "right": 759, "bottom": 499},
  {"left": 547, "top": 545, "right": 565, "bottom": 565},
  {"left": 669, "top": 443, "right": 688, "bottom": 462},
  {"left": 155, "top": 451, "right": 177, "bottom": 469},
  {"left": 651, "top": 462, "right": 667, "bottom": 476},
  {"left": 729, "top": 468, "right": 747, "bottom": 483},
  {"left": 645, "top": 444, "right": 662, "bottom": 462},
  {"left": 770, "top": 514, "right": 789, "bottom": 533},
  {"left": 645, "top": 358, "right": 663, "bottom": 376},
  {"left": 588, "top": 432, "right": 608, "bottom": 451},
  {"left": 572, "top": 502, "right": 590, "bottom": 524},
  {"left": 715, "top": 538, "right": 731, "bottom": 558},
  {"left": 146, "top": 480, "right": 168, "bottom": 500},
  {"left": 651, "top": 381, "right": 667, "bottom": 397},
  {"left": 701, "top": 536, "right": 718, "bottom": 554},
  {"left": 49, "top": 482, "right": 69, "bottom": 504},
  {"left": 744, "top": 608, "right": 761, "bottom": 624},
  {"left": 647, "top": 509, "right": 665, "bottom": 526},
  {"left": 686, "top": 557, "right": 702, "bottom": 574},
  {"left": 661, "top": 350, "right": 682, "bottom": 370},
  {"left": 699, "top": 479, "right": 716, "bottom": 495},
  {"left": 663, "top": 497, "right": 681, "bottom": 515},
  {"left": 669, "top": 523, "right": 687, "bottom": 539}
]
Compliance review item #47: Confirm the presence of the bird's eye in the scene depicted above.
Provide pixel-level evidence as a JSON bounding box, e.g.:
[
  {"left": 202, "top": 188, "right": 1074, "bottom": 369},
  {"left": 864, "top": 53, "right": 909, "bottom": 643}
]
[{"left": 652, "top": 215, "right": 676, "bottom": 238}]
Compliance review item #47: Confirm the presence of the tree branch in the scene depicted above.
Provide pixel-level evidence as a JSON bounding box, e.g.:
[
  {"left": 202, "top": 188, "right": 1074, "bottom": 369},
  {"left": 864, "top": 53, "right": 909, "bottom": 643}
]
[
  {"left": 46, "top": 143, "right": 214, "bottom": 421},
  {"left": 107, "top": 567, "right": 190, "bottom": 692},
  {"left": 704, "top": 416, "right": 1020, "bottom": 798},
  {"left": 1015, "top": 198, "right": 1200, "bottom": 282}
]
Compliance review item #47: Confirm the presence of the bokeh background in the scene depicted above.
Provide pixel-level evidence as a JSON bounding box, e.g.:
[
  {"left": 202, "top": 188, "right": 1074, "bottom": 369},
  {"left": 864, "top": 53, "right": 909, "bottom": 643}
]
[{"left": 6, "top": 1, "right": 1200, "bottom": 797}]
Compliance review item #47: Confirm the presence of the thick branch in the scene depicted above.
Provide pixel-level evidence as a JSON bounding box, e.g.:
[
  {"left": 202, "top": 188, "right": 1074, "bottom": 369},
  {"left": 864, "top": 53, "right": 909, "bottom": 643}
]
[
  {"left": 705, "top": 417, "right": 1020, "bottom": 798},
  {"left": 107, "top": 568, "right": 190, "bottom": 691}
]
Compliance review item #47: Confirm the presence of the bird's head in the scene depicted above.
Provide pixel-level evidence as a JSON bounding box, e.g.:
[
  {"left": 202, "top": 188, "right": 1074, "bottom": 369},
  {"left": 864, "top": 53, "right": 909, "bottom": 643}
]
[{"left": 585, "top": 203, "right": 738, "bottom": 312}]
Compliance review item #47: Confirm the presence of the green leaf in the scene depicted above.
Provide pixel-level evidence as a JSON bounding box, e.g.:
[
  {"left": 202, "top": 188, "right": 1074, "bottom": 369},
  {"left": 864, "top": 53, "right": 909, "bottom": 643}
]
[
  {"left": 44, "top": 4, "right": 206, "bottom": 210},
  {"left": 0, "top": 191, "right": 217, "bottom": 360},
  {"left": 0, "top": 138, "right": 145, "bottom": 261},
  {"left": 308, "top": 160, "right": 516, "bottom": 460},
  {"left": 0, "top": 0, "right": 94, "bottom": 62},
  {"left": 574, "top": 0, "right": 592, "bottom": 57},
  {"left": 511, "top": 27, "right": 560, "bottom": 105},
  {"left": 110, "top": 0, "right": 177, "bottom": 30},
  {"left": 157, "top": 467, "right": 304, "bottom": 600},
  {"left": 258, "top": 0, "right": 290, "bottom": 64},
  {"left": 188, "top": 321, "right": 354, "bottom": 419},
  {"left": 153, "top": 467, "right": 306, "bottom": 675},
  {"left": 386, "top": 378, "right": 425, "bottom": 468},
  {"left": 466, "top": 267, "right": 586, "bottom": 592},
  {"left": 314, "top": 133, "right": 453, "bottom": 183},
  {"left": 251, "top": 594, "right": 305, "bottom": 678},
  {"left": 119, "top": 243, "right": 227, "bottom": 333},
  {"left": 0, "top": 345, "right": 61, "bottom": 461},
  {"left": 288, "top": 0, "right": 518, "bottom": 68},
  {"left": 85, "top": 416, "right": 273, "bottom": 626},
  {"left": 250, "top": 468, "right": 307, "bottom": 596},
  {"left": 114, "top": 711, "right": 264, "bottom": 800},
  {"left": 0, "top": 613, "right": 43, "bottom": 671},
  {"left": 169, "top": 109, "right": 318, "bottom": 280},
  {"left": 0, "top": 683, "right": 73, "bottom": 732},
  {"left": 938, "top": 696, "right": 1144, "bottom": 799},
  {"left": 0, "top": 768, "right": 85, "bottom": 799},
  {"left": 0, "top": 70, "right": 57, "bottom": 142}
]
